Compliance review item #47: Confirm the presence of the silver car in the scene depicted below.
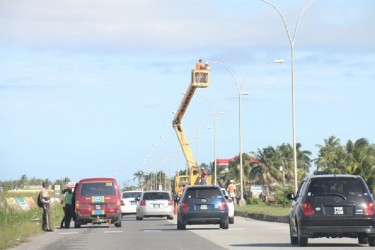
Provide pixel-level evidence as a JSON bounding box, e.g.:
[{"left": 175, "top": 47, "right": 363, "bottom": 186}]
[{"left": 136, "top": 191, "right": 174, "bottom": 220}]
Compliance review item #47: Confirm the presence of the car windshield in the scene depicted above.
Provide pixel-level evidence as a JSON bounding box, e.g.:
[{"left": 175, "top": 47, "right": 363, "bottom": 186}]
[
  {"left": 308, "top": 178, "right": 367, "bottom": 197},
  {"left": 143, "top": 192, "right": 170, "bottom": 200},
  {"left": 80, "top": 182, "right": 116, "bottom": 196},
  {"left": 186, "top": 188, "right": 223, "bottom": 199},
  {"left": 122, "top": 192, "right": 142, "bottom": 199}
]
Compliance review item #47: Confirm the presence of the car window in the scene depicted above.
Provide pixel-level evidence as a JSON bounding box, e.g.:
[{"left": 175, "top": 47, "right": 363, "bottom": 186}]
[
  {"left": 307, "top": 178, "right": 367, "bottom": 197},
  {"left": 294, "top": 180, "right": 307, "bottom": 198},
  {"left": 80, "top": 182, "right": 116, "bottom": 196},
  {"left": 143, "top": 192, "right": 170, "bottom": 200},
  {"left": 186, "top": 188, "right": 223, "bottom": 199},
  {"left": 122, "top": 192, "right": 142, "bottom": 199}
]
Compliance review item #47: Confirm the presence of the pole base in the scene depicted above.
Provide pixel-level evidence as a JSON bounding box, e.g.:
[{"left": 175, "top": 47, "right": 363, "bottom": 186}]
[{"left": 238, "top": 198, "right": 246, "bottom": 207}]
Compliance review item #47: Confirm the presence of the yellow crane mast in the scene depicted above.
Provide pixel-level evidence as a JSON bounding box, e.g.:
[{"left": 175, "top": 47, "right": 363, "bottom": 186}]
[{"left": 172, "top": 67, "right": 212, "bottom": 198}]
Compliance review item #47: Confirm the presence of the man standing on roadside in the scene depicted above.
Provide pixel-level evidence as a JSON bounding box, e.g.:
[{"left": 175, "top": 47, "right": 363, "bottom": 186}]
[
  {"left": 39, "top": 182, "right": 53, "bottom": 232},
  {"left": 227, "top": 180, "right": 236, "bottom": 205}
]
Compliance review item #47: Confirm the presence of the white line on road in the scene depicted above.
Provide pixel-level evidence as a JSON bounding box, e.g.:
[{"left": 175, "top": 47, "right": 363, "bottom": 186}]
[
  {"left": 104, "top": 231, "right": 123, "bottom": 233},
  {"left": 58, "top": 232, "right": 79, "bottom": 235}
]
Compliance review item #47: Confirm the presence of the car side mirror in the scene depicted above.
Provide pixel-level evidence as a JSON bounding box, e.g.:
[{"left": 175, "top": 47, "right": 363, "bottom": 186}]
[
  {"left": 286, "top": 193, "right": 295, "bottom": 200},
  {"left": 136, "top": 197, "right": 140, "bottom": 201}
]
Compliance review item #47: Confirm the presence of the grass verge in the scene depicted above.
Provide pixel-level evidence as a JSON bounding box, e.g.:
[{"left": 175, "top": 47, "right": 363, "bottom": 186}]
[
  {"left": 235, "top": 203, "right": 290, "bottom": 217},
  {"left": 0, "top": 195, "right": 63, "bottom": 250}
]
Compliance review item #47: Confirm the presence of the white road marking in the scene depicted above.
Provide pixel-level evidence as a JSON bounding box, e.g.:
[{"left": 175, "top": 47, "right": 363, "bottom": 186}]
[
  {"left": 104, "top": 231, "right": 123, "bottom": 233},
  {"left": 58, "top": 232, "right": 79, "bottom": 235}
]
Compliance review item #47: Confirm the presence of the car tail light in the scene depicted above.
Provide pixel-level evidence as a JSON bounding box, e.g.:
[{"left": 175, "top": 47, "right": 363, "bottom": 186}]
[
  {"left": 218, "top": 201, "right": 227, "bottom": 211},
  {"left": 168, "top": 200, "right": 173, "bottom": 206},
  {"left": 301, "top": 202, "right": 314, "bottom": 216},
  {"left": 364, "top": 202, "right": 375, "bottom": 216},
  {"left": 120, "top": 200, "right": 125, "bottom": 206},
  {"left": 181, "top": 202, "right": 189, "bottom": 212},
  {"left": 140, "top": 200, "right": 146, "bottom": 206},
  {"left": 76, "top": 200, "right": 79, "bottom": 209}
]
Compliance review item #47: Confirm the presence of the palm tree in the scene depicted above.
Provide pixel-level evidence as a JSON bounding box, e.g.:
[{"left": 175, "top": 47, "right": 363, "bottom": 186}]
[
  {"left": 346, "top": 138, "right": 375, "bottom": 190},
  {"left": 250, "top": 146, "right": 280, "bottom": 192},
  {"left": 315, "top": 136, "right": 346, "bottom": 174},
  {"left": 296, "top": 143, "right": 312, "bottom": 181},
  {"left": 133, "top": 170, "right": 145, "bottom": 190}
]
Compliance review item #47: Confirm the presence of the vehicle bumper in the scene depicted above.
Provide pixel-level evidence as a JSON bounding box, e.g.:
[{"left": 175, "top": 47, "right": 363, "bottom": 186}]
[
  {"left": 137, "top": 207, "right": 174, "bottom": 217},
  {"left": 300, "top": 217, "right": 375, "bottom": 238},
  {"left": 76, "top": 211, "right": 121, "bottom": 224},
  {"left": 179, "top": 211, "right": 228, "bottom": 225}
]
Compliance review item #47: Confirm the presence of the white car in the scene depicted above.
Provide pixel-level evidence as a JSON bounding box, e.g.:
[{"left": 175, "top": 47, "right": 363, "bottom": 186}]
[
  {"left": 136, "top": 191, "right": 174, "bottom": 220},
  {"left": 121, "top": 191, "right": 142, "bottom": 216},
  {"left": 221, "top": 188, "right": 235, "bottom": 224}
]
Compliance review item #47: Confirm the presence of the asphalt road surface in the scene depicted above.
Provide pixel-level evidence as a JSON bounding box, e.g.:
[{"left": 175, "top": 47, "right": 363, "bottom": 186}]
[{"left": 10, "top": 215, "right": 371, "bottom": 250}]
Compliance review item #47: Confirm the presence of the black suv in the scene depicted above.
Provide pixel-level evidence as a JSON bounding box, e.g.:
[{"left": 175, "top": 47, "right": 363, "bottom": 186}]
[
  {"left": 287, "top": 174, "right": 375, "bottom": 246},
  {"left": 177, "top": 185, "right": 229, "bottom": 230}
]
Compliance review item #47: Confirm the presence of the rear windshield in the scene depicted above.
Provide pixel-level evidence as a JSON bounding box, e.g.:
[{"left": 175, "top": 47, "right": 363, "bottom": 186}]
[
  {"left": 122, "top": 192, "right": 142, "bottom": 199},
  {"left": 186, "top": 188, "right": 223, "bottom": 199},
  {"left": 80, "top": 182, "right": 116, "bottom": 196},
  {"left": 143, "top": 192, "right": 170, "bottom": 200},
  {"left": 308, "top": 178, "right": 368, "bottom": 196}
]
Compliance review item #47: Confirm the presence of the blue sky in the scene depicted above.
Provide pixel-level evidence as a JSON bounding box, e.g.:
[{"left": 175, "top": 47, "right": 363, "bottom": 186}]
[{"left": 1, "top": 0, "right": 374, "bottom": 187}]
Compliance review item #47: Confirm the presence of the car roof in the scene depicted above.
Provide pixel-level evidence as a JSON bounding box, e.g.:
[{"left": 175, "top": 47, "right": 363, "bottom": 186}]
[
  {"left": 79, "top": 177, "right": 117, "bottom": 183},
  {"left": 305, "top": 174, "right": 362, "bottom": 180},
  {"left": 142, "top": 190, "right": 170, "bottom": 193},
  {"left": 185, "top": 185, "right": 220, "bottom": 190}
]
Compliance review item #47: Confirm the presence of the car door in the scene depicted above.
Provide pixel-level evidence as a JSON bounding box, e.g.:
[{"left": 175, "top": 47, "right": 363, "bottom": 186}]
[{"left": 289, "top": 180, "right": 307, "bottom": 232}]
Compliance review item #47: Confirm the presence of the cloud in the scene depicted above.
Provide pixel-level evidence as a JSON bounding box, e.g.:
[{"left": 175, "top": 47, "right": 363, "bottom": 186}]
[{"left": 1, "top": 0, "right": 374, "bottom": 52}]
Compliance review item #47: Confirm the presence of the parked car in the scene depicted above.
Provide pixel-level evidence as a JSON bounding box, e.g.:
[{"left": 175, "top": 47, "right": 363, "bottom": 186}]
[
  {"left": 74, "top": 177, "right": 122, "bottom": 228},
  {"left": 136, "top": 191, "right": 174, "bottom": 220},
  {"left": 121, "top": 191, "right": 142, "bottom": 216},
  {"left": 287, "top": 174, "right": 375, "bottom": 246},
  {"left": 177, "top": 185, "right": 229, "bottom": 230},
  {"left": 220, "top": 188, "right": 235, "bottom": 224}
]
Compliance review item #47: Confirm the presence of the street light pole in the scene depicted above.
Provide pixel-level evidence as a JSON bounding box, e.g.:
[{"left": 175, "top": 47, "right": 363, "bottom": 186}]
[
  {"left": 261, "top": 0, "right": 315, "bottom": 193},
  {"left": 208, "top": 60, "right": 284, "bottom": 206},
  {"left": 195, "top": 93, "right": 225, "bottom": 186}
]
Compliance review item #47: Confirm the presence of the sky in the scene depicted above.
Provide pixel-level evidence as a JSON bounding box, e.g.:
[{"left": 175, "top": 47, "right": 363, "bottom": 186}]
[{"left": 1, "top": 0, "right": 374, "bottom": 187}]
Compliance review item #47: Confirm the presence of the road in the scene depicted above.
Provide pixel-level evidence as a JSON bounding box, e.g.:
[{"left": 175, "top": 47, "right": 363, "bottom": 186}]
[{"left": 10, "top": 215, "right": 370, "bottom": 250}]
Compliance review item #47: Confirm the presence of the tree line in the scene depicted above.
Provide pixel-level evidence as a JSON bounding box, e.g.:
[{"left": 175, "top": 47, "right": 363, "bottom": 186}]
[
  {"left": 133, "top": 136, "right": 375, "bottom": 194},
  {"left": 0, "top": 175, "right": 71, "bottom": 191}
]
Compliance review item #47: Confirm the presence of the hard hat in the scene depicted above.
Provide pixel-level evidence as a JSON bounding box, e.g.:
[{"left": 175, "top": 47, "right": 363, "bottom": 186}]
[{"left": 230, "top": 180, "right": 234, "bottom": 183}]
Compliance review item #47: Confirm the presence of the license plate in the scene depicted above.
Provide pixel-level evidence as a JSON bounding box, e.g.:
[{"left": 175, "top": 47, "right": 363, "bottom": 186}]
[
  {"left": 201, "top": 205, "right": 208, "bottom": 210},
  {"left": 131, "top": 201, "right": 136, "bottom": 205},
  {"left": 334, "top": 207, "right": 344, "bottom": 215},
  {"left": 95, "top": 205, "right": 101, "bottom": 210},
  {"left": 154, "top": 204, "right": 160, "bottom": 208}
]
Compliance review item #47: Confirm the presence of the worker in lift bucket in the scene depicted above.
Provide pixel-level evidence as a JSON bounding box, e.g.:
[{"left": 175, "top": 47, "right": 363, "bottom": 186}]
[{"left": 195, "top": 59, "right": 204, "bottom": 70}]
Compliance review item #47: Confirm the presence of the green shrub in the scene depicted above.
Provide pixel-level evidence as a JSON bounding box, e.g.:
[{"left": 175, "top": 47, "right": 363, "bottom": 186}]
[
  {"left": 246, "top": 197, "right": 262, "bottom": 205},
  {"left": 272, "top": 185, "right": 293, "bottom": 207}
]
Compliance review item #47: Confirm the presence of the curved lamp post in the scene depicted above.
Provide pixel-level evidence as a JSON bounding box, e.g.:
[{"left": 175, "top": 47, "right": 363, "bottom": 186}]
[
  {"left": 208, "top": 59, "right": 284, "bottom": 206},
  {"left": 261, "top": 0, "right": 315, "bottom": 193}
]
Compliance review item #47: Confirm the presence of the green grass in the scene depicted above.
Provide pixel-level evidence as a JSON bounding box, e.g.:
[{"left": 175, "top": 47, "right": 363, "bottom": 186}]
[
  {"left": 235, "top": 203, "right": 290, "bottom": 217},
  {"left": 0, "top": 194, "right": 63, "bottom": 250}
]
